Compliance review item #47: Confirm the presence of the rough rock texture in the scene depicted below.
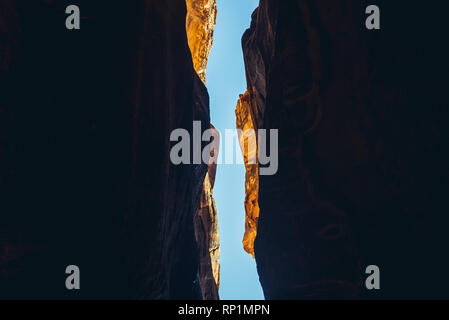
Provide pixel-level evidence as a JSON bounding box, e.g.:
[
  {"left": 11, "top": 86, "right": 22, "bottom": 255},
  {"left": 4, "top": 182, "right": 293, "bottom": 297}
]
[
  {"left": 240, "top": 0, "right": 449, "bottom": 299},
  {"left": 194, "top": 126, "right": 220, "bottom": 300},
  {"left": 186, "top": 0, "right": 217, "bottom": 83},
  {"left": 0, "top": 0, "right": 214, "bottom": 299},
  {"left": 186, "top": 0, "right": 220, "bottom": 300},
  {"left": 235, "top": 91, "right": 259, "bottom": 257}
]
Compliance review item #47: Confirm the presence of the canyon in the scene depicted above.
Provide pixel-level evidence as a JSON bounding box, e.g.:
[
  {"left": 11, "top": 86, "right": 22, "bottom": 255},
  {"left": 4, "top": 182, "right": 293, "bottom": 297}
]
[{"left": 1, "top": 0, "right": 449, "bottom": 301}]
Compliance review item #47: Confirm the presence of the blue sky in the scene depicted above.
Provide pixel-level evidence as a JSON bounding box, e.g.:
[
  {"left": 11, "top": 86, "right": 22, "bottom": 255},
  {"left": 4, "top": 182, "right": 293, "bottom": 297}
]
[{"left": 206, "top": 0, "right": 264, "bottom": 300}]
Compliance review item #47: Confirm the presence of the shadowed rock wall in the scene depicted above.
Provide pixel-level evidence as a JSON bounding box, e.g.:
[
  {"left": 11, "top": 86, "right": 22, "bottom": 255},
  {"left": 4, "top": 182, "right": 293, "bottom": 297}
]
[
  {"left": 0, "top": 0, "right": 215, "bottom": 299},
  {"left": 193, "top": 126, "right": 220, "bottom": 300},
  {"left": 238, "top": 0, "right": 449, "bottom": 299}
]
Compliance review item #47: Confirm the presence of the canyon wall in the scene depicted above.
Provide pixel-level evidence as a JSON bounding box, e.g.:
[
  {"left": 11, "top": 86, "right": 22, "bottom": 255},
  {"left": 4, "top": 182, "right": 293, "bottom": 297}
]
[
  {"left": 0, "top": 0, "right": 216, "bottom": 299},
  {"left": 186, "top": 0, "right": 220, "bottom": 300},
  {"left": 238, "top": 0, "right": 449, "bottom": 299}
]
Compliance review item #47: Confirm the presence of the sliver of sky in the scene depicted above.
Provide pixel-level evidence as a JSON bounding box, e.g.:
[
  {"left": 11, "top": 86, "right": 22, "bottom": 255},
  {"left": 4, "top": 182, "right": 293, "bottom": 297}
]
[{"left": 206, "top": 0, "right": 264, "bottom": 300}]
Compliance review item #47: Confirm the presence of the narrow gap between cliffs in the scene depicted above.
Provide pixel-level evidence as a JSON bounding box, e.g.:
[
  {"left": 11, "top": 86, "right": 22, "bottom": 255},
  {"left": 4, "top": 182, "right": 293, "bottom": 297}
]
[{"left": 193, "top": 0, "right": 264, "bottom": 300}]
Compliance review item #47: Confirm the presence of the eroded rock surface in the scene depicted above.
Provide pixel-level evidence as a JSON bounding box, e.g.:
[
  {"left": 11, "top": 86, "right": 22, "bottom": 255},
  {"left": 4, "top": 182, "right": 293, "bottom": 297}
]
[
  {"left": 186, "top": 0, "right": 217, "bottom": 83},
  {"left": 235, "top": 91, "right": 259, "bottom": 257}
]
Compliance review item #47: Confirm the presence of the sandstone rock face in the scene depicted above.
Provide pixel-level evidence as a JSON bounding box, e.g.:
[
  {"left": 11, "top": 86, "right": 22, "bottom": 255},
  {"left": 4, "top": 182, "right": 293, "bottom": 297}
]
[
  {"left": 0, "top": 0, "right": 214, "bottom": 299},
  {"left": 240, "top": 0, "right": 449, "bottom": 299},
  {"left": 186, "top": 0, "right": 217, "bottom": 83},
  {"left": 186, "top": 0, "right": 220, "bottom": 300},
  {"left": 235, "top": 91, "right": 259, "bottom": 257}
]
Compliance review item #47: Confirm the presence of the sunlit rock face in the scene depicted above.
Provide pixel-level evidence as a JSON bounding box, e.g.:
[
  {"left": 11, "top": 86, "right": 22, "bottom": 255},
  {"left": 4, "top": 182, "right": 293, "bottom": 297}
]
[
  {"left": 241, "top": 0, "right": 449, "bottom": 299},
  {"left": 0, "top": 0, "right": 214, "bottom": 299},
  {"left": 186, "top": 0, "right": 220, "bottom": 300},
  {"left": 186, "top": 0, "right": 217, "bottom": 83},
  {"left": 235, "top": 91, "right": 259, "bottom": 257}
]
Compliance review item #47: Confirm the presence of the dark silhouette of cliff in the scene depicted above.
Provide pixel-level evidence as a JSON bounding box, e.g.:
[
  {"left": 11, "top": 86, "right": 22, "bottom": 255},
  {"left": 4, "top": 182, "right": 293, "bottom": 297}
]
[
  {"left": 0, "top": 0, "right": 216, "bottom": 299},
  {"left": 237, "top": 0, "right": 449, "bottom": 299}
]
